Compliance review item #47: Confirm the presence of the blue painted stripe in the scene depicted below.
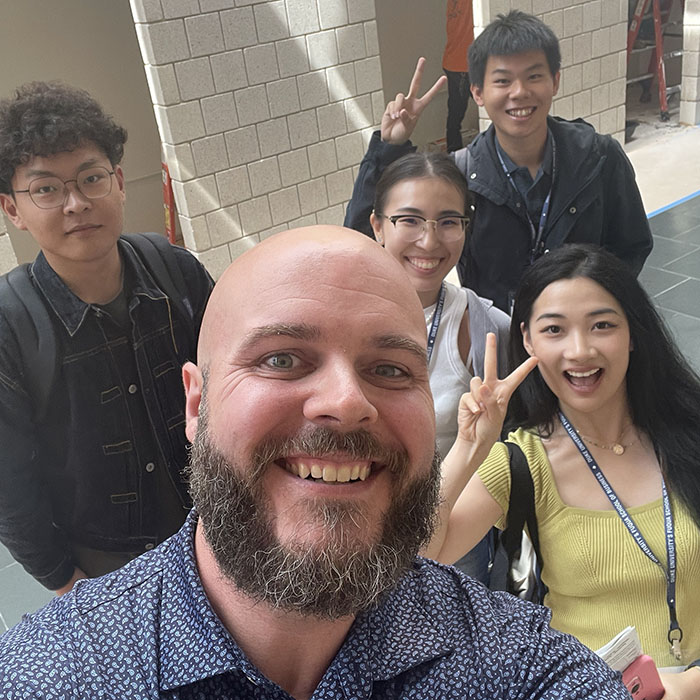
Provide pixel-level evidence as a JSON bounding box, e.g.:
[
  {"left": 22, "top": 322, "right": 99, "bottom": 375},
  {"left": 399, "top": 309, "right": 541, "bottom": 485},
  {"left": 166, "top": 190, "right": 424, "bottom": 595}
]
[{"left": 648, "top": 189, "right": 700, "bottom": 218}]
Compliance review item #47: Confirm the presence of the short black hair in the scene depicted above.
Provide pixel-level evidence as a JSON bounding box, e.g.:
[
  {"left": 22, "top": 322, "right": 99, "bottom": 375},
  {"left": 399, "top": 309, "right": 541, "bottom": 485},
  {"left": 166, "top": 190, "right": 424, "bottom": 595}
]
[
  {"left": 0, "top": 81, "right": 127, "bottom": 194},
  {"left": 468, "top": 10, "right": 561, "bottom": 88}
]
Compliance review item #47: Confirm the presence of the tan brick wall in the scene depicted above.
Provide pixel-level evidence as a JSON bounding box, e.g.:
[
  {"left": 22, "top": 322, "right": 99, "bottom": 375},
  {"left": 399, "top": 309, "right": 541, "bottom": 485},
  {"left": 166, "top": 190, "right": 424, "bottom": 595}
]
[{"left": 130, "top": 0, "right": 380, "bottom": 277}]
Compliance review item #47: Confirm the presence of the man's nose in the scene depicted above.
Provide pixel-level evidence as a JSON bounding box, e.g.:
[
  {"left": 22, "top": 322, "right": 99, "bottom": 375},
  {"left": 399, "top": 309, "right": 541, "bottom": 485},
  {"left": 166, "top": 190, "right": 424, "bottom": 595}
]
[
  {"left": 510, "top": 79, "right": 529, "bottom": 98},
  {"left": 62, "top": 181, "right": 91, "bottom": 213},
  {"left": 303, "top": 360, "right": 378, "bottom": 427}
]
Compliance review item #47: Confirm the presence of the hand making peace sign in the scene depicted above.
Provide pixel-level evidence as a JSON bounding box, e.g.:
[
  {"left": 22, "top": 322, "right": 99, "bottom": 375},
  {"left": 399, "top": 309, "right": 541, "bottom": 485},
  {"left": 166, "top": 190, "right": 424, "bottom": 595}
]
[
  {"left": 381, "top": 57, "right": 447, "bottom": 145},
  {"left": 457, "top": 333, "right": 539, "bottom": 448}
]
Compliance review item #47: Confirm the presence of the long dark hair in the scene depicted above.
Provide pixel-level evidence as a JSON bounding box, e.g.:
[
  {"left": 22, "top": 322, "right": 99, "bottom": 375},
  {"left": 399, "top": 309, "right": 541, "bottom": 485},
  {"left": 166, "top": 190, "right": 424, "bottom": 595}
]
[
  {"left": 508, "top": 244, "right": 700, "bottom": 526},
  {"left": 373, "top": 151, "right": 473, "bottom": 216}
]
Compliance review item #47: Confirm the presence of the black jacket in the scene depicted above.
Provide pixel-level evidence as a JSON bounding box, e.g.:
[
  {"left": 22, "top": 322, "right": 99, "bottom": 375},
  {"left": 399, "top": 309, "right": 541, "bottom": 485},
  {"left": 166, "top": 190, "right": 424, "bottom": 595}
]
[
  {"left": 344, "top": 117, "right": 653, "bottom": 312},
  {"left": 0, "top": 239, "right": 213, "bottom": 589}
]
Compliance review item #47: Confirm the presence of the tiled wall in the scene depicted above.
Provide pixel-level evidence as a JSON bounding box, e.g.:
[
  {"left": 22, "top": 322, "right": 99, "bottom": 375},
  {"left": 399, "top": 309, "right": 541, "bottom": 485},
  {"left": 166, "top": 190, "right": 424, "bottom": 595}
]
[
  {"left": 681, "top": 0, "right": 700, "bottom": 125},
  {"left": 130, "top": 0, "right": 693, "bottom": 274},
  {"left": 130, "top": 0, "right": 381, "bottom": 277},
  {"left": 474, "top": 0, "right": 628, "bottom": 142},
  {"left": 0, "top": 219, "right": 17, "bottom": 276}
]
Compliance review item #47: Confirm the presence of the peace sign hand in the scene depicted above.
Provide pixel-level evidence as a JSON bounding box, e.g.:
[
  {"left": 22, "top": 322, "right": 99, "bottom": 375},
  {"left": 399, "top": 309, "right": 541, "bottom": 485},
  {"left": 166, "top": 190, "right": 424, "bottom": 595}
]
[
  {"left": 457, "top": 333, "right": 538, "bottom": 450},
  {"left": 381, "top": 57, "right": 447, "bottom": 145}
]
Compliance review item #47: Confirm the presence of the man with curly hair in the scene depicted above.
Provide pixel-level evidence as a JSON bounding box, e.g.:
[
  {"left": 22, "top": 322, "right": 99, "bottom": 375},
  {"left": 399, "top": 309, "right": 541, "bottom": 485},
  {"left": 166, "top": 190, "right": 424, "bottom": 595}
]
[{"left": 0, "top": 82, "right": 213, "bottom": 594}]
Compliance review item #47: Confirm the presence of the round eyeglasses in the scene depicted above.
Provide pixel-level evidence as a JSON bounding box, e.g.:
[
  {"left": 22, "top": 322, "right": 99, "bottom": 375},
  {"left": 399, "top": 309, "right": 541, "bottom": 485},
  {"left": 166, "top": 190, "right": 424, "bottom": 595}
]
[
  {"left": 376, "top": 213, "right": 470, "bottom": 242},
  {"left": 14, "top": 167, "right": 116, "bottom": 209}
]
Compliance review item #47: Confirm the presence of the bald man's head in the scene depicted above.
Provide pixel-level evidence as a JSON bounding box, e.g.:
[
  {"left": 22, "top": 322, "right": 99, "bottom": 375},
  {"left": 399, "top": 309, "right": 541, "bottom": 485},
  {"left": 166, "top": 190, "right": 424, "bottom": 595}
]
[
  {"left": 181, "top": 226, "right": 440, "bottom": 617},
  {"left": 197, "top": 225, "right": 424, "bottom": 367}
]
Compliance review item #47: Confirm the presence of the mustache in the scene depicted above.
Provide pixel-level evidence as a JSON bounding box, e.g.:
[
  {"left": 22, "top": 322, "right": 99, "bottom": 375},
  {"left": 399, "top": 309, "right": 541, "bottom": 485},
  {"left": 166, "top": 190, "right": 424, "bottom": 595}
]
[{"left": 252, "top": 426, "right": 410, "bottom": 476}]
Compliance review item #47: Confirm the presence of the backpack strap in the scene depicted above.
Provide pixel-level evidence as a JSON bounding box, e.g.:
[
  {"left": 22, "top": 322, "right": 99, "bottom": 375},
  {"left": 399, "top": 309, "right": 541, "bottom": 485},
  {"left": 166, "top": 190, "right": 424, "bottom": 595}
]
[
  {"left": 0, "top": 264, "right": 58, "bottom": 422},
  {"left": 453, "top": 146, "right": 469, "bottom": 176},
  {"left": 503, "top": 441, "right": 546, "bottom": 601},
  {"left": 122, "top": 233, "right": 194, "bottom": 328}
]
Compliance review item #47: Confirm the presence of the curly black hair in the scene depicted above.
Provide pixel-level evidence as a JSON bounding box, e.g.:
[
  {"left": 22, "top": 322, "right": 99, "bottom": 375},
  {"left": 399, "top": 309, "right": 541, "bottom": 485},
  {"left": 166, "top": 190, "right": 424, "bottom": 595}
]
[{"left": 0, "top": 81, "right": 127, "bottom": 194}]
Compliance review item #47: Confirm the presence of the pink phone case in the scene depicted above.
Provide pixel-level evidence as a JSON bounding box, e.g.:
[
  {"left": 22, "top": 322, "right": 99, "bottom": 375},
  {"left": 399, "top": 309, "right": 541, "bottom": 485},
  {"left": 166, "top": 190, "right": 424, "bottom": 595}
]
[{"left": 622, "top": 655, "right": 665, "bottom": 700}]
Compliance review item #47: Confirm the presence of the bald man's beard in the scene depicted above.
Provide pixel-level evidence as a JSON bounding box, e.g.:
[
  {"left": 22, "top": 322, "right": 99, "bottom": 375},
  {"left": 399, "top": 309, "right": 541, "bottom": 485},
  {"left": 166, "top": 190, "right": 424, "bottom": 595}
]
[{"left": 187, "top": 413, "right": 441, "bottom": 620}]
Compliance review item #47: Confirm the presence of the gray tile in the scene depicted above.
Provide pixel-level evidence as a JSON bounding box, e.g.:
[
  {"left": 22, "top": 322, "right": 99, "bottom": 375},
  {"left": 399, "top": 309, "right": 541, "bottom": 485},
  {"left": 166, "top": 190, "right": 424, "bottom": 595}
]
[
  {"left": 676, "top": 224, "right": 700, "bottom": 247},
  {"left": 639, "top": 265, "right": 688, "bottom": 297},
  {"left": 661, "top": 311, "right": 700, "bottom": 373},
  {"left": 646, "top": 235, "right": 699, "bottom": 268},
  {"left": 0, "top": 563, "right": 53, "bottom": 629},
  {"left": 655, "top": 278, "right": 700, "bottom": 319},
  {"left": 663, "top": 248, "right": 700, "bottom": 279},
  {"left": 0, "top": 541, "right": 14, "bottom": 570},
  {"left": 649, "top": 206, "right": 700, "bottom": 239}
]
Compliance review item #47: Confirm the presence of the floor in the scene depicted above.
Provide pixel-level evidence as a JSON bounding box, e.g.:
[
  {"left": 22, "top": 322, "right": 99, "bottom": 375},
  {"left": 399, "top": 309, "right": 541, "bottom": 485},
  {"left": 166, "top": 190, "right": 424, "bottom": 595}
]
[{"left": 2, "top": 110, "right": 700, "bottom": 634}]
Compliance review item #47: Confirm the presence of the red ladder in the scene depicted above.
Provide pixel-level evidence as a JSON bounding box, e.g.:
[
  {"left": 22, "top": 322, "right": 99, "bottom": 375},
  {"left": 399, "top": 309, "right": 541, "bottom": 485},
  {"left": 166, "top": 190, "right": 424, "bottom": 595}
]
[{"left": 627, "top": 0, "right": 684, "bottom": 121}]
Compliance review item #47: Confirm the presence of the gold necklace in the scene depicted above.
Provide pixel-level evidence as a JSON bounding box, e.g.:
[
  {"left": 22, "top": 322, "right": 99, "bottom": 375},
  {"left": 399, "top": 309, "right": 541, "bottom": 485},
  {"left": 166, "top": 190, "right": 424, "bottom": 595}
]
[{"left": 576, "top": 425, "right": 637, "bottom": 456}]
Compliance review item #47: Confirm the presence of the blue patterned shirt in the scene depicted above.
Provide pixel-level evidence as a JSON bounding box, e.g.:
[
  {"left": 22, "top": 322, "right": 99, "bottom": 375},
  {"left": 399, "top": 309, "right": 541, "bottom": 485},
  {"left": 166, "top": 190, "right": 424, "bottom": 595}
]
[{"left": 0, "top": 511, "right": 628, "bottom": 699}]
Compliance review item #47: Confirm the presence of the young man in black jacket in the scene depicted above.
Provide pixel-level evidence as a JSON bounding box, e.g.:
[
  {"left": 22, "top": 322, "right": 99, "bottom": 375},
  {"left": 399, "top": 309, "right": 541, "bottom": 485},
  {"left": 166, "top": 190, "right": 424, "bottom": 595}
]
[
  {"left": 344, "top": 10, "right": 653, "bottom": 313},
  {"left": 0, "top": 82, "right": 213, "bottom": 594}
]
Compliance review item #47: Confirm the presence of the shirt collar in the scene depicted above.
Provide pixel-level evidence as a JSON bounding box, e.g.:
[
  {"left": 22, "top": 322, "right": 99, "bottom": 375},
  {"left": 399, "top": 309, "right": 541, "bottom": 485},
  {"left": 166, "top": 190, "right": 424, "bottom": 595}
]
[
  {"left": 157, "top": 511, "right": 245, "bottom": 691},
  {"left": 30, "top": 237, "right": 167, "bottom": 337},
  {"left": 157, "top": 514, "right": 454, "bottom": 694},
  {"left": 495, "top": 128, "right": 554, "bottom": 178}
]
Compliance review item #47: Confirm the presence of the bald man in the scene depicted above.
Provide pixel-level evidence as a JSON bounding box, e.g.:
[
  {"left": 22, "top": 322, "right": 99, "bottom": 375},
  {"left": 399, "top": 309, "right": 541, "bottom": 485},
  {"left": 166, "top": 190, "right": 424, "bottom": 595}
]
[{"left": 0, "top": 227, "right": 629, "bottom": 699}]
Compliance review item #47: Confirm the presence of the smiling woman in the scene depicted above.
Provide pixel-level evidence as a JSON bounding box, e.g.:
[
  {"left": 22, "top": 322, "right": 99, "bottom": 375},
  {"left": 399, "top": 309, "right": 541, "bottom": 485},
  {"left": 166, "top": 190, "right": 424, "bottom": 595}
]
[
  {"left": 425, "top": 244, "right": 700, "bottom": 695},
  {"left": 355, "top": 151, "right": 512, "bottom": 583}
]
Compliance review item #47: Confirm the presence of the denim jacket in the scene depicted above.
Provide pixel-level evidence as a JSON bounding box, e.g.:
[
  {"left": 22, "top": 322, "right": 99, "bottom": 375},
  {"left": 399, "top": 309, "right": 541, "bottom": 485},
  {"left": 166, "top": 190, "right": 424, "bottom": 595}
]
[{"left": 0, "top": 238, "right": 213, "bottom": 590}]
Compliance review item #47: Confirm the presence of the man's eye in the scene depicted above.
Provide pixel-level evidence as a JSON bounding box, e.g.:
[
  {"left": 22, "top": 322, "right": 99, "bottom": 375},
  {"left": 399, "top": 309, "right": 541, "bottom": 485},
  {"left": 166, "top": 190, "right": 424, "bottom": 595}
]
[
  {"left": 373, "top": 364, "right": 408, "bottom": 379},
  {"left": 34, "top": 184, "right": 58, "bottom": 195},
  {"left": 263, "top": 353, "right": 296, "bottom": 369}
]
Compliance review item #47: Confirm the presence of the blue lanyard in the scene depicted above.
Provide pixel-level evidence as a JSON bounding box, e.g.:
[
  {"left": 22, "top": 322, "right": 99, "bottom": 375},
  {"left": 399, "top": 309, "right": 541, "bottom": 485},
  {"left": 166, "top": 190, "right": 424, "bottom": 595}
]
[
  {"left": 426, "top": 283, "right": 446, "bottom": 364},
  {"left": 496, "top": 138, "right": 556, "bottom": 263},
  {"left": 558, "top": 411, "right": 683, "bottom": 660}
]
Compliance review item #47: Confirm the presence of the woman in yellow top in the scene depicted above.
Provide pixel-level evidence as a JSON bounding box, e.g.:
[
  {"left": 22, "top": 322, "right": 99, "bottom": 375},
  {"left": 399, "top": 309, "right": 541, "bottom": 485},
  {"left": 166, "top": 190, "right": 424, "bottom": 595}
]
[{"left": 425, "top": 244, "right": 700, "bottom": 697}]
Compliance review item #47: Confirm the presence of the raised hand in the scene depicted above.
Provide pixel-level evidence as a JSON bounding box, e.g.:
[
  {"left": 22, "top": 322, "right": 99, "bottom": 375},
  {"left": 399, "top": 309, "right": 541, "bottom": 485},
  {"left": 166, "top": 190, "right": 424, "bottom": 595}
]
[
  {"left": 457, "top": 333, "right": 538, "bottom": 449},
  {"left": 381, "top": 57, "right": 447, "bottom": 145}
]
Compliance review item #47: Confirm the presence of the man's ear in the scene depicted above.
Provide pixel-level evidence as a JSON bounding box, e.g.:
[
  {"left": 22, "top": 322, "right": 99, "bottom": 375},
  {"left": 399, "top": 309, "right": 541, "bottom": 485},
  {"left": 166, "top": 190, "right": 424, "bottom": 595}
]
[
  {"left": 0, "top": 193, "right": 28, "bottom": 230},
  {"left": 521, "top": 321, "right": 535, "bottom": 356},
  {"left": 370, "top": 211, "right": 384, "bottom": 244},
  {"left": 182, "top": 361, "right": 203, "bottom": 443},
  {"left": 470, "top": 83, "right": 485, "bottom": 107},
  {"left": 113, "top": 165, "right": 126, "bottom": 205},
  {"left": 552, "top": 70, "right": 561, "bottom": 97}
]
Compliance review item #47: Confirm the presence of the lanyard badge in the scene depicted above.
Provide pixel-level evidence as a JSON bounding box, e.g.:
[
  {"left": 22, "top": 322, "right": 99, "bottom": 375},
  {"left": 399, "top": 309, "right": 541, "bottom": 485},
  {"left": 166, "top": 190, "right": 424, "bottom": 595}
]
[{"left": 558, "top": 411, "right": 683, "bottom": 661}]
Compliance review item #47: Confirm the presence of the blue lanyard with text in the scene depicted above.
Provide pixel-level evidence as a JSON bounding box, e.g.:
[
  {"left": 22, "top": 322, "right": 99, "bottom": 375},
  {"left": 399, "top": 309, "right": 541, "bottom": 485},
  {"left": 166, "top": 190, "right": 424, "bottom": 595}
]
[
  {"left": 558, "top": 411, "right": 683, "bottom": 660},
  {"left": 496, "top": 138, "right": 556, "bottom": 263},
  {"left": 426, "top": 283, "right": 446, "bottom": 364}
]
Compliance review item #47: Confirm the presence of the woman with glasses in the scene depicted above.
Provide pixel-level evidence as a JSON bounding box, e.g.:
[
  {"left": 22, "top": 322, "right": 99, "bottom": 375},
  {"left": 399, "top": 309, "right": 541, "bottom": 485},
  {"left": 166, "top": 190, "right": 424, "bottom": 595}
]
[{"left": 360, "top": 151, "right": 510, "bottom": 583}]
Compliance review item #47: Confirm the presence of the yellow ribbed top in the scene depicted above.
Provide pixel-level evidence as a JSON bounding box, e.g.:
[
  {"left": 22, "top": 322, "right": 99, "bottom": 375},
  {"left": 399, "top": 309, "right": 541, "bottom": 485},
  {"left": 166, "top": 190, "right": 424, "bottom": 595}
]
[{"left": 478, "top": 428, "right": 700, "bottom": 667}]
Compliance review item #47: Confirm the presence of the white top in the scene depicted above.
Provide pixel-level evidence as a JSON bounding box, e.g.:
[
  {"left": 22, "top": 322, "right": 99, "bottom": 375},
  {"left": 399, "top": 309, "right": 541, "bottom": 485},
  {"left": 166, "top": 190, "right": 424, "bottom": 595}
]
[{"left": 426, "top": 282, "right": 511, "bottom": 458}]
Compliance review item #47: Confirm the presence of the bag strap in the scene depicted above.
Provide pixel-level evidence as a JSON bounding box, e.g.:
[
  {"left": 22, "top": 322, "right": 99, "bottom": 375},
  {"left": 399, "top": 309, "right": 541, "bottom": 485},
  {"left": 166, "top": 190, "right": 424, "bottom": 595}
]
[
  {"left": 0, "top": 264, "right": 58, "bottom": 422},
  {"left": 122, "top": 233, "right": 193, "bottom": 326},
  {"left": 505, "top": 441, "right": 543, "bottom": 565},
  {"left": 453, "top": 146, "right": 469, "bottom": 175}
]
